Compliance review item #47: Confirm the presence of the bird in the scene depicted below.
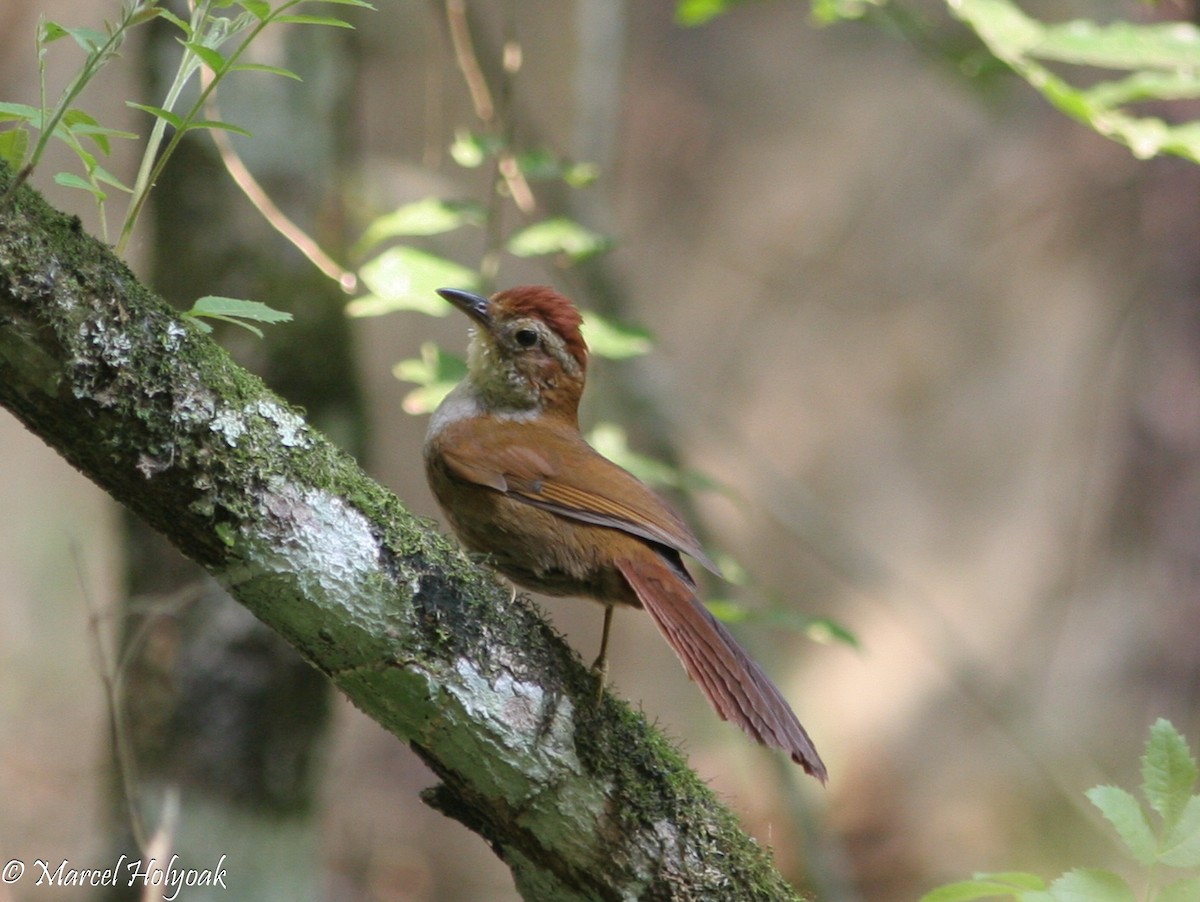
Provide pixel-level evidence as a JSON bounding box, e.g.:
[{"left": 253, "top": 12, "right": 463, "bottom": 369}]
[{"left": 422, "top": 284, "right": 826, "bottom": 781}]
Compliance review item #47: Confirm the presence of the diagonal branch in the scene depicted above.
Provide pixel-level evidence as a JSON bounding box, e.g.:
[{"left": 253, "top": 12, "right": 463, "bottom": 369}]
[{"left": 0, "top": 161, "right": 804, "bottom": 902}]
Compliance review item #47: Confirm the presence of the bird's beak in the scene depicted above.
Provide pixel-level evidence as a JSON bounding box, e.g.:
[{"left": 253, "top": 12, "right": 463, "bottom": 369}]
[{"left": 436, "top": 288, "right": 492, "bottom": 328}]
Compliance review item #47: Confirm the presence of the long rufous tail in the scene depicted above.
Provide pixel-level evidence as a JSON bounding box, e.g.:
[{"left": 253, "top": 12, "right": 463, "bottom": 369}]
[{"left": 615, "top": 557, "right": 827, "bottom": 782}]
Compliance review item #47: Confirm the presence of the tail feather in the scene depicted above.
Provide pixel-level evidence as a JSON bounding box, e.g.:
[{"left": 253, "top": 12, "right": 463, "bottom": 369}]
[{"left": 616, "top": 557, "right": 827, "bottom": 783}]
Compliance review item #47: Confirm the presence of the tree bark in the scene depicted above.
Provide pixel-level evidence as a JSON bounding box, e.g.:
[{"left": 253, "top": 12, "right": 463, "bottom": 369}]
[{"left": 0, "top": 161, "right": 805, "bottom": 901}]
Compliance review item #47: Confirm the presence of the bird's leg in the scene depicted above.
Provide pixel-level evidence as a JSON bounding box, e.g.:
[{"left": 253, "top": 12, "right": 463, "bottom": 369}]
[{"left": 591, "top": 605, "right": 614, "bottom": 701}]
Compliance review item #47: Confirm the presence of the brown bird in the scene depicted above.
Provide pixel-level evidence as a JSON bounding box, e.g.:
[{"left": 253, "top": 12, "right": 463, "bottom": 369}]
[{"left": 423, "top": 284, "right": 826, "bottom": 781}]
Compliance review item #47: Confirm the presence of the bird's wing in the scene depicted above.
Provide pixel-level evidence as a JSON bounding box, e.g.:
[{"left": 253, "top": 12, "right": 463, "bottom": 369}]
[{"left": 436, "top": 418, "right": 722, "bottom": 577}]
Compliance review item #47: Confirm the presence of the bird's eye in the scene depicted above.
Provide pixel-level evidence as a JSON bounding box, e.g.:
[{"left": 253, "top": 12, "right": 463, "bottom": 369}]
[{"left": 514, "top": 328, "right": 539, "bottom": 348}]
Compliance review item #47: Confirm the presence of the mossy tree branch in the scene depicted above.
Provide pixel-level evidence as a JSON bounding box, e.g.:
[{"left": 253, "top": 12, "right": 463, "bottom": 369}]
[{"left": 0, "top": 162, "right": 804, "bottom": 901}]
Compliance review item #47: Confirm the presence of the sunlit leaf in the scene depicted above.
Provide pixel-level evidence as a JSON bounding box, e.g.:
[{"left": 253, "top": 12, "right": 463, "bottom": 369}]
[
  {"left": 918, "top": 872, "right": 1048, "bottom": 902},
  {"left": 948, "top": 0, "right": 1200, "bottom": 164},
  {"left": 1085, "top": 786, "right": 1156, "bottom": 865},
  {"left": 675, "top": 0, "right": 748, "bottom": 26},
  {"left": 392, "top": 342, "right": 467, "bottom": 414},
  {"left": 1143, "top": 718, "right": 1199, "bottom": 828},
  {"left": 1033, "top": 19, "right": 1200, "bottom": 70},
  {"left": 0, "top": 127, "right": 30, "bottom": 166},
  {"left": 1160, "top": 876, "right": 1200, "bottom": 902},
  {"left": 586, "top": 423, "right": 724, "bottom": 494},
  {"left": 1161, "top": 795, "right": 1200, "bottom": 868},
  {"left": 348, "top": 247, "right": 477, "bottom": 317},
  {"left": 183, "top": 297, "right": 293, "bottom": 339},
  {"left": 355, "top": 198, "right": 484, "bottom": 254},
  {"left": 811, "top": 0, "right": 885, "bottom": 24},
  {"left": 563, "top": 161, "right": 601, "bottom": 188},
  {"left": 449, "top": 130, "right": 503, "bottom": 168},
  {"left": 580, "top": 312, "right": 652, "bottom": 360},
  {"left": 506, "top": 217, "right": 613, "bottom": 262},
  {"left": 1047, "top": 869, "right": 1134, "bottom": 902},
  {"left": 39, "top": 20, "right": 70, "bottom": 44}
]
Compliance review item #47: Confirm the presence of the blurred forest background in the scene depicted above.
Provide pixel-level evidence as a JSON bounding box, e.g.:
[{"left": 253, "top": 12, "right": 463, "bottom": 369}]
[{"left": 2, "top": 0, "right": 1200, "bottom": 900}]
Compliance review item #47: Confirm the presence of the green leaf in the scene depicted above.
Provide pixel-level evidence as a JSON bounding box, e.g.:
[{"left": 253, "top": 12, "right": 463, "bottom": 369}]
[
  {"left": 60, "top": 108, "right": 138, "bottom": 156},
  {"left": 69, "top": 120, "right": 139, "bottom": 141},
  {"left": 1033, "top": 19, "right": 1200, "bottom": 71},
  {"left": 90, "top": 163, "right": 133, "bottom": 193},
  {"left": 449, "top": 130, "right": 503, "bottom": 168},
  {"left": 392, "top": 343, "right": 467, "bottom": 414},
  {"left": 355, "top": 199, "right": 484, "bottom": 253},
  {"left": 948, "top": 0, "right": 1200, "bottom": 165},
  {"left": 238, "top": 0, "right": 272, "bottom": 20},
  {"left": 1161, "top": 795, "right": 1200, "bottom": 868},
  {"left": 1047, "top": 869, "right": 1134, "bottom": 902},
  {"left": 157, "top": 8, "right": 191, "bottom": 35},
  {"left": 506, "top": 217, "right": 613, "bottom": 262},
  {"left": 189, "top": 296, "right": 293, "bottom": 323},
  {"left": 0, "top": 127, "right": 30, "bottom": 166},
  {"left": 307, "top": 0, "right": 375, "bottom": 6},
  {"left": 579, "top": 312, "right": 652, "bottom": 360},
  {"left": 39, "top": 20, "right": 109, "bottom": 53},
  {"left": 230, "top": 62, "right": 303, "bottom": 80},
  {"left": 183, "top": 297, "right": 293, "bottom": 338},
  {"left": 1143, "top": 719, "right": 1198, "bottom": 828},
  {"left": 1159, "top": 876, "right": 1200, "bottom": 902},
  {"left": 811, "top": 0, "right": 885, "bottom": 25},
  {"left": 1085, "top": 786, "right": 1156, "bottom": 865},
  {"left": 802, "top": 616, "right": 861, "bottom": 648},
  {"left": 126, "top": 102, "right": 184, "bottom": 130},
  {"left": 0, "top": 101, "right": 42, "bottom": 124},
  {"left": 271, "top": 14, "right": 354, "bottom": 28},
  {"left": 38, "top": 20, "right": 69, "bottom": 44},
  {"left": 514, "top": 148, "right": 564, "bottom": 181},
  {"left": 918, "top": 873, "right": 1048, "bottom": 902},
  {"left": 675, "top": 0, "right": 747, "bottom": 27},
  {"left": 347, "top": 247, "right": 478, "bottom": 317},
  {"left": 190, "top": 119, "right": 253, "bottom": 137},
  {"left": 1084, "top": 71, "right": 1200, "bottom": 110},
  {"left": 563, "top": 161, "right": 601, "bottom": 188},
  {"left": 128, "top": 4, "right": 164, "bottom": 27},
  {"left": 53, "top": 171, "right": 104, "bottom": 200},
  {"left": 185, "top": 41, "right": 228, "bottom": 74}
]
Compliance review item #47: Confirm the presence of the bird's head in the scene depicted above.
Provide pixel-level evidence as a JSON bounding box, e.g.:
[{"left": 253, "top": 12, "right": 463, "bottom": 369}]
[{"left": 437, "top": 285, "right": 589, "bottom": 417}]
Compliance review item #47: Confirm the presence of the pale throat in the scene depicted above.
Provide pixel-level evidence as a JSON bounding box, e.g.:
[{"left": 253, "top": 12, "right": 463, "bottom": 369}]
[{"left": 463, "top": 336, "right": 542, "bottom": 412}]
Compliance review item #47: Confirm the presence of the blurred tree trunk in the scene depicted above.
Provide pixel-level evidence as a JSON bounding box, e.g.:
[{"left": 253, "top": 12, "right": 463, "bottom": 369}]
[{"left": 105, "top": 14, "right": 364, "bottom": 900}]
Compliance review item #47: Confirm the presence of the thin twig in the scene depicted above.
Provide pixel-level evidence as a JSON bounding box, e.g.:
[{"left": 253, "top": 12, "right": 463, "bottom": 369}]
[{"left": 200, "top": 71, "right": 356, "bottom": 293}]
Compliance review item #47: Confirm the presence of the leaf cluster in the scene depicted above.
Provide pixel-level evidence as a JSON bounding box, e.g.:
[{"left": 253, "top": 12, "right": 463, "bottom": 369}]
[
  {"left": 922, "top": 719, "right": 1200, "bottom": 902},
  {"left": 0, "top": 0, "right": 373, "bottom": 248},
  {"left": 679, "top": 0, "right": 1200, "bottom": 165}
]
